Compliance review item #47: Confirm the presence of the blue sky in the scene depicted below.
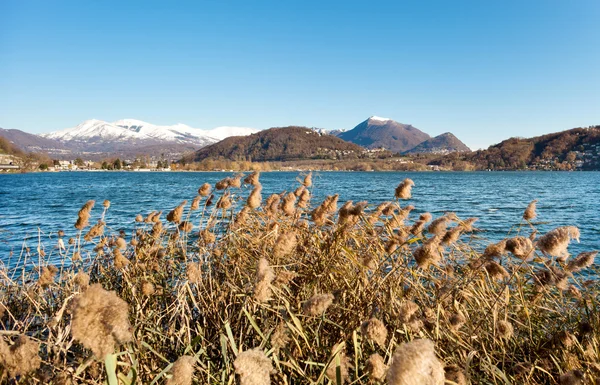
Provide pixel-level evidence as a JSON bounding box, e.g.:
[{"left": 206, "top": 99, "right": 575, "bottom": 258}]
[{"left": 1, "top": 0, "right": 598, "bottom": 149}]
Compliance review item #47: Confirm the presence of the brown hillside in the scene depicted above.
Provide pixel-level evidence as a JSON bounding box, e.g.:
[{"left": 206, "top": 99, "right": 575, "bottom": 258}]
[
  {"left": 189, "top": 126, "right": 364, "bottom": 162},
  {"left": 431, "top": 126, "right": 600, "bottom": 170}
]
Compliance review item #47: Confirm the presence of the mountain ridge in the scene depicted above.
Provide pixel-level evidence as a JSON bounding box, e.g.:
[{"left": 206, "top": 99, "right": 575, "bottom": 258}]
[
  {"left": 403, "top": 132, "right": 471, "bottom": 154},
  {"left": 337, "top": 116, "right": 431, "bottom": 153},
  {"left": 1, "top": 119, "right": 258, "bottom": 160}
]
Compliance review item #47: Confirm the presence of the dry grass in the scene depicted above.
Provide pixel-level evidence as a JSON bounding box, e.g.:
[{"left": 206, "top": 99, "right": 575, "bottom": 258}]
[{"left": 0, "top": 172, "right": 599, "bottom": 384}]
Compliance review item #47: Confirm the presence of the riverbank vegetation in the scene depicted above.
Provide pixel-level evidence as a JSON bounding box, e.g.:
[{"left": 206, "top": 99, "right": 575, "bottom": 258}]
[{"left": 1, "top": 173, "right": 599, "bottom": 384}]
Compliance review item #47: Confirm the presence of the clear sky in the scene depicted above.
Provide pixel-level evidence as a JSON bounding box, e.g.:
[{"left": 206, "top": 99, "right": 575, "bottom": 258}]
[{"left": 1, "top": 0, "right": 599, "bottom": 149}]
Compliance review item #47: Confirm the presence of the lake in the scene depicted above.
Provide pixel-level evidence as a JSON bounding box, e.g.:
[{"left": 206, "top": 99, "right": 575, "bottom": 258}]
[{"left": 1, "top": 171, "right": 599, "bottom": 267}]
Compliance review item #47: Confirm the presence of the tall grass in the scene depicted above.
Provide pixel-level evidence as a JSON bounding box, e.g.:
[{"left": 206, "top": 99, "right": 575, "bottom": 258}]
[{"left": 0, "top": 173, "right": 598, "bottom": 384}]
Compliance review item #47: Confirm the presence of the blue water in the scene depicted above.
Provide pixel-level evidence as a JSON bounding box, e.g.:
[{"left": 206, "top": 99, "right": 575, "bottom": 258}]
[{"left": 1, "top": 171, "right": 599, "bottom": 267}]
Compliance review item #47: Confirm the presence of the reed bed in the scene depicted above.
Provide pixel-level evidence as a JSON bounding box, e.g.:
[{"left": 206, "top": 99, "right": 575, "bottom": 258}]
[{"left": 0, "top": 172, "right": 599, "bottom": 384}]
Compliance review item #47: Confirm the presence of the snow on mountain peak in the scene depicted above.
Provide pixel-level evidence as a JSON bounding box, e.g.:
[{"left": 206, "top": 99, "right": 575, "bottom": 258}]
[
  {"left": 369, "top": 116, "right": 391, "bottom": 122},
  {"left": 42, "top": 118, "right": 258, "bottom": 147}
]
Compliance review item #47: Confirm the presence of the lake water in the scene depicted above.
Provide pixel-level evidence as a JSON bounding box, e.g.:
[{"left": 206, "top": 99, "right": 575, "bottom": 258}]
[{"left": 1, "top": 171, "right": 599, "bottom": 267}]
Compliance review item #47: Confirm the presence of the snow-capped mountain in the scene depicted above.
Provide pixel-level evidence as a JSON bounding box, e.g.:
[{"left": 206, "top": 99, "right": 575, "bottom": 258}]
[
  {"left": 44, "top": 119, "right": 256, "bottom": 145},
  {"left": 39, "top": 119, "right": 258, "bottom": 159}
]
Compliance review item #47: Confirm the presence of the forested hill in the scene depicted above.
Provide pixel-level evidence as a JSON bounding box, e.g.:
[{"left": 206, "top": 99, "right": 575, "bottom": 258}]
[
  {"left": 188, "top": 126, "right": 365, "bottom": 162},
  {"left": 431, "top": 126, "right": 600, "bottom": 170}
]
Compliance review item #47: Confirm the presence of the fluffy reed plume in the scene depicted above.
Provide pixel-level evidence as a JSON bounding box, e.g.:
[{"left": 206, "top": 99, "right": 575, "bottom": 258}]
[
  {"left": 71, "top": 284, "right": 132, "bottom": 358},
  {"left": 167, "top": 201, "right": 187, "bottom": 223},
  {"left": 496, "top": 320, "right": 514, "bottom": 340},
  {"left": 325, "top": 344, "right": 351, "bottom": 383},
  {"left": 244, "top": 171, "right": 260, "bottom": 186},
  {"left": 368, "top": 202, "right": 388, "bottom": 224},
  {"left": 302, "top": 172, "right": 312, "bottom": 187},
  {"left": 247, "top": 186, "right": 262, "bottom": 209},
  {"left": 215, "top": 177, "right": 232, "bottom": 190},
  {"left": 273, "top": 231, "right": 297, "bottom": 258},
  {"left": 190, "top": 195, "right": 201, "bottom": 211},
  {"left": 38, "top": 265, "right": 58, "bottom": 287},
  {"left": 234, "top": 206, "right": 251, "bottom": 226},
  {"left": 566, "top": 251, "right": 597, "bottom": 273},
  {"left": 311, "top": 194, "right": 339, "bottom": 226},
  {"left": 458, "top": 217, "right": 478, "bottom": 232},
  {"left": 442, "top": 227, "right": 462, "bottom": 245},
  {"left": 166, "top": 355, "right": 196, "bottom": 385},
  {"left": 74, "top": 271, "right": 90, "bottom": 288},
  {"left": 254, "top": 258, "right": 275, "bottom": 302},
  {"left": 102, "top": 200, "right": 110, "bottom": 209},
  {"left": 274, "top": 269, "right": 297, "bottom": 286},
  {"left": 387, "top": 338, "right": 445, "bottom": 385},
  {"left": 395, "top": 178, "right": 415, "bottom": 200},
  {"left": 281, "top": 192, "right": 297, "bottom": 216},
  {"left": 559, "top": 370, "right": 584, "bottom": 385},
  {"left": 135, "top": 214, "right": 143, "bottom": 222},
  {"left": 366, "top": 353, "right": 387, "bottom": 381},
  {"left": 382, "top": 202, "right": 398, "bottom": 216},
  {"left": 230, "top": 173, "right": 243, "bottom": 188},
  {"left": 198, "top": 183, "right": 211, "bottom": 196},
  {"left": 427, "top": 216, "right": 450, "bottom": 236},
  {"left": 113, "top": 248, "right": 129, "bottom": 269},
  {"left": 265, "top": 194, "right": 281, "bottom": 216},
  {"left": 75, "top": 200, "right": 95, "bottom": 230},
  {"left": 115, "top": 237, "right": 127, "bottom": 250},
  {"left": 537, "top": 226, "right": 581, "bottom": 260},
  {"left": 151, "top": 221, "right": 163, "bottom": 239},
  {"left": 397, "top": 300, "right": 422, "bottom": 331},
  {"left": 141, "top": 281, "right": 155, "bottom": 296},
  {"left": 483, "top": 260, "right": 510, "bottom": 280},
  {"left": 534, "top": 266, "right": 568, "bottom": 290},
  {"left": 233, "top": 349, "right": 272, "bottom": 385},
  {"left": 360, "top": 318, "right": 388, "bottom": 347},
  {"left": 386, "top": 229, "right": 409, "bottom": 254},
  {"left": 483, "top": 239, "right": 507, "bottom": 258},
  {"left": 444, "top": 365, "right": 468, "bottom": 385},
  {"left": 270, "top": 323, "right": 290, "bottom": 352},
  {"left": 410, "top": 213, "right": 432, "bottom": 235},
  {"left": 523, "top": 199, "right": 538, "bottom": 221},
  {"left": 303, "top": 293, "right": 334, "bottom": 316},
  {"left": 186, "top": 262, "right": 202, "bottom": 284},
  {"left": 200, "top": 229, "right": 216, "bottom": 245},
  {"left": 339, "top": 201, "right": 366, "bottom": 227},
  {"left": 178, "top": 221, "right": 193, "bottom": 233},
  {"left": 294, "top": 185, "right": 305, "bottom": 197},
  {"left": 0, "top": 334, "right": 42, "bottom": 377},
  {"left": 449, "top": 312, "right": 466, "bottom": 331},
  {"left": 297, "top": 188, "right": 310, "bottom": 209},
  {"left": 505, "top": 236, "right": 534, "bottom": 259},
  {"left": 216, "top": 193, "right": 232, "bottom": 209},
  {"left": 84, "top": 221, "right": 105, "bottom": 240},
  {"left": 554, "top": 331, "right": 575, "bottom": 348},
  {"left": 413, "top": 236, "right": 443, "bottom": 268}
]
